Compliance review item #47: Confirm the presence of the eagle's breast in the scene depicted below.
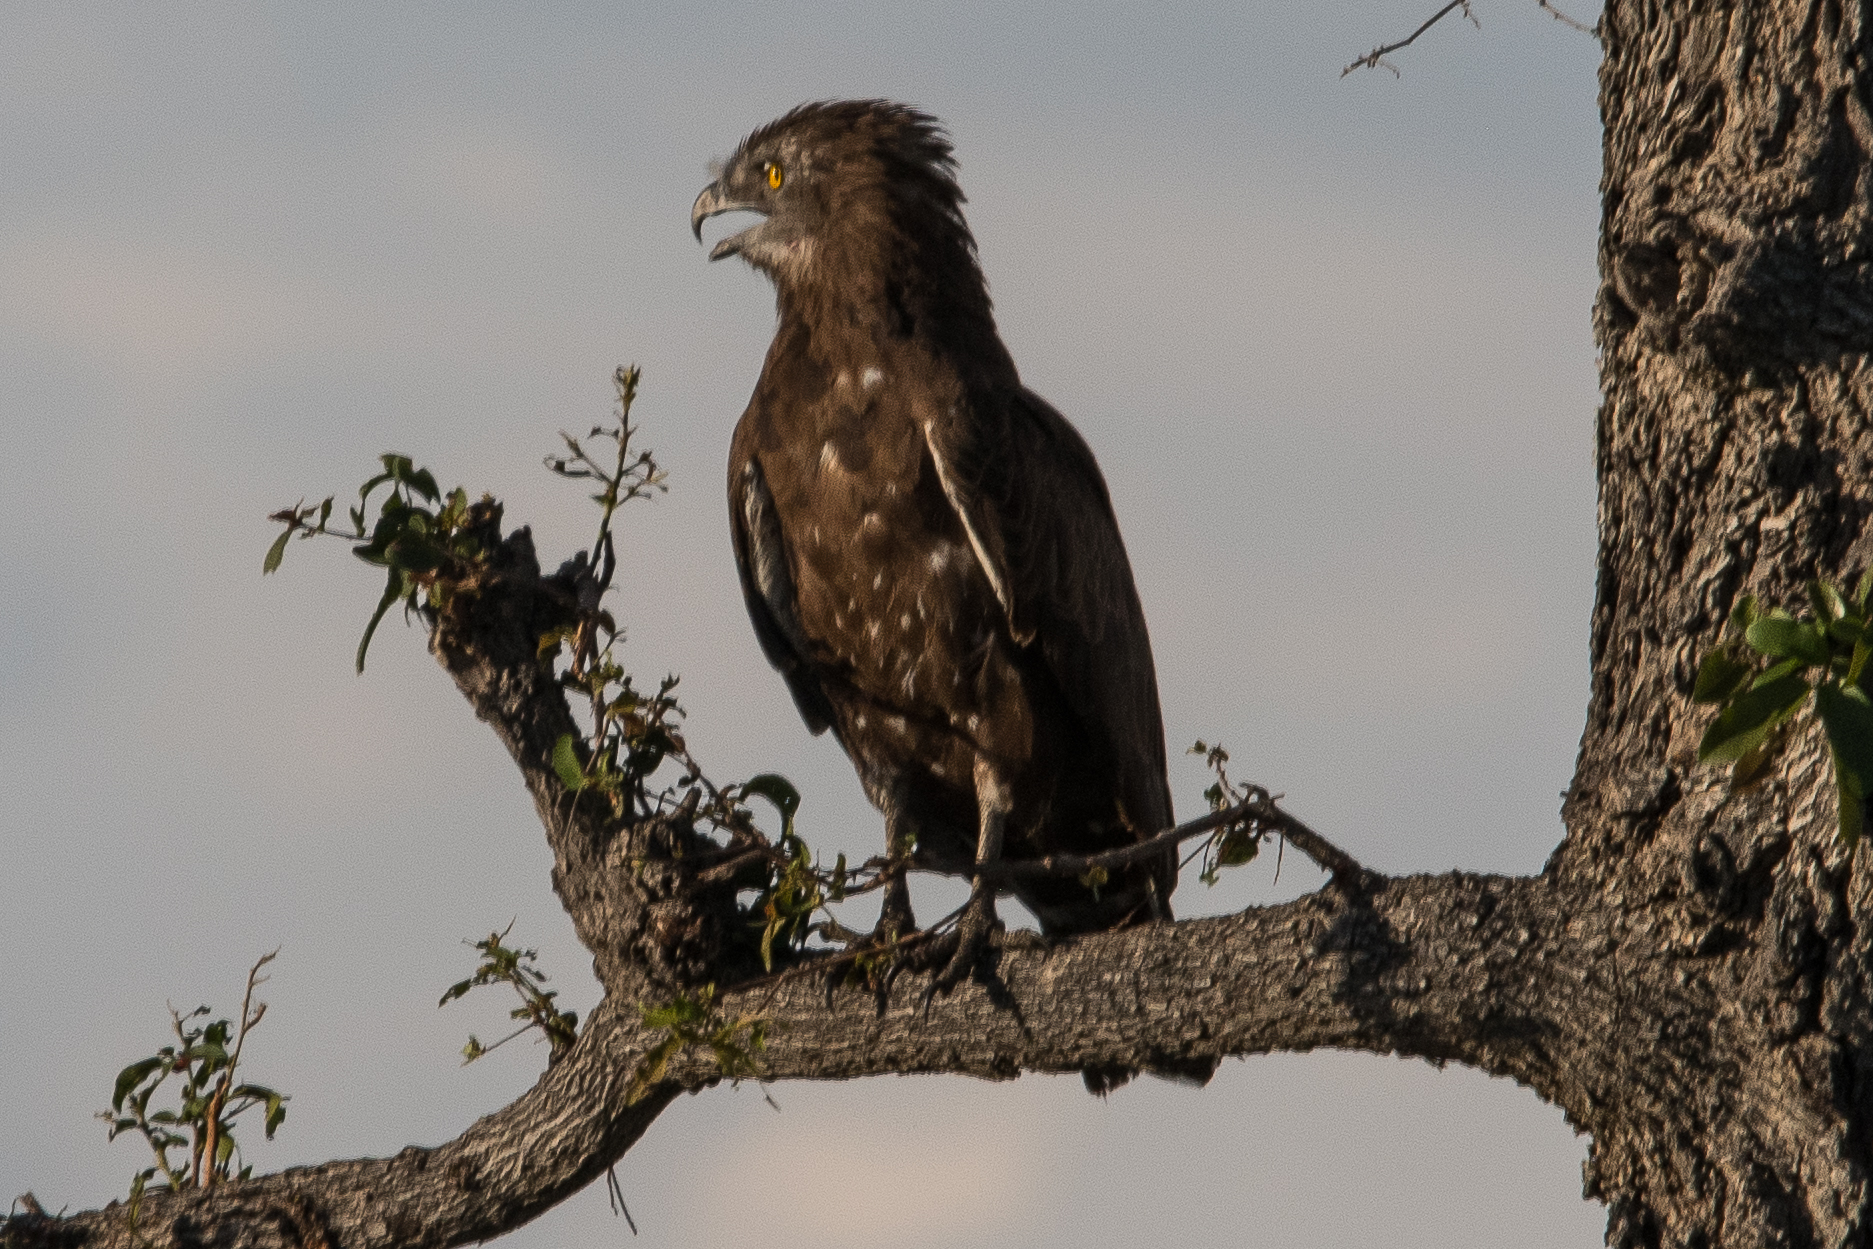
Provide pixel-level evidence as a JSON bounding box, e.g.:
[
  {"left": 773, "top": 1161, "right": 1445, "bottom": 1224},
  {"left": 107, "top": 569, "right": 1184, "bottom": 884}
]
[{"left": 747, "top": 362, "right": 1036, "bottom": 789}]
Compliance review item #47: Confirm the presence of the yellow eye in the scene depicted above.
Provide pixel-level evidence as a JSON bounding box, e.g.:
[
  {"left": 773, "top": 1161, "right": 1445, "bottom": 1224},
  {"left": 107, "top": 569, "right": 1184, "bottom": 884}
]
[{"left": 766, "top": 162, "right": 783, "bottom": 190}]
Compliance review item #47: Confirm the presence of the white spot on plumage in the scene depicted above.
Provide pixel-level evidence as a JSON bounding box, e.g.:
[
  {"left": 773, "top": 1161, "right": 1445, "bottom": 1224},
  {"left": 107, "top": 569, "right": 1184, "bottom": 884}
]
[
  {"left": 872, "top": 572, "right": 883, "bottom": 590},
  {"left": 968, "top": 714, "right": 981, "bottom": 732},
  {"left": 867, "top": 621, "right": 879, "bottom": 640},
  {"left": 862, "top": 512, "right": 883, "bottom": 532},
  {"left": 900, "top": 613, "right": 912, "bottom": 631},
  {"left": 861, "top": 366, "right": 884, "bottom": 389},
  {"left": 820, "top": 441, "right": 839, "bottom": 474}
]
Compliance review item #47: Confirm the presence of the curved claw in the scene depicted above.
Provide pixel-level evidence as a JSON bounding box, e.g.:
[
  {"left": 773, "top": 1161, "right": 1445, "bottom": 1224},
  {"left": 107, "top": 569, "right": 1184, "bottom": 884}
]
[{"left": 919, "top": 887, "right": 1001, "bottom": 1013}]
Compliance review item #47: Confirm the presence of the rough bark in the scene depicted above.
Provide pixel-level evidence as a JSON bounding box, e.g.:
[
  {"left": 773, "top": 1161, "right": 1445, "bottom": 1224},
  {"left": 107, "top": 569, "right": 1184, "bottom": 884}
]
[
  {"left": 1563, "top": 0, "right": 1873, "bottom": 1241},
  {"left": 13, "top": 5, "right": 1873, "bottom": 1246}
]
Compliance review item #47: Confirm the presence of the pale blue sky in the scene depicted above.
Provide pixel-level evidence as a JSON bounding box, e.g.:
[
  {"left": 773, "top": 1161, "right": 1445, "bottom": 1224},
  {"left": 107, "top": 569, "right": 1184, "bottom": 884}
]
[{"left": 2, "top": 3, "right": 1607, "bottom": 1244}]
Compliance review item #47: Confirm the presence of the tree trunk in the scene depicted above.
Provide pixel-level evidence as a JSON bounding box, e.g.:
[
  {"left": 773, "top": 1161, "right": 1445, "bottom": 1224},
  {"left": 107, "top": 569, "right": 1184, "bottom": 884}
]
[
  {"left": 12, "top": 6, "right": 1873, "bottom": 1249},
  {"left": 1555, "top": 0, "right": 1873, "bottom": 1241}
]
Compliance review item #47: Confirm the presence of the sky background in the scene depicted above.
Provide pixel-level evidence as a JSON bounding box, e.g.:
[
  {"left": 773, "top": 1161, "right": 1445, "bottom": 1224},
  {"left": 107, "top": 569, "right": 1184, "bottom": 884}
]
[{"left": 1, "top": 2, "right": 1609, "bottom": 1244}]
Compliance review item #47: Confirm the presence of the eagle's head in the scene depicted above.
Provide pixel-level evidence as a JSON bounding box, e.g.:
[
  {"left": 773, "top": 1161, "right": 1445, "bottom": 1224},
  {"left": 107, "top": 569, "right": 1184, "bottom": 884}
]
[{"left": 692, "top": 100, "right": 990, "bottom": 326}]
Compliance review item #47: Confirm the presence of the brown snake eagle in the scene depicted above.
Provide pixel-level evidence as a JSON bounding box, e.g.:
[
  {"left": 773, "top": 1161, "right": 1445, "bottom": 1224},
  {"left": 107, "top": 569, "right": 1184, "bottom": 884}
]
[{"left": 692, "top": 100, "right": 1178, "bottom": 997}]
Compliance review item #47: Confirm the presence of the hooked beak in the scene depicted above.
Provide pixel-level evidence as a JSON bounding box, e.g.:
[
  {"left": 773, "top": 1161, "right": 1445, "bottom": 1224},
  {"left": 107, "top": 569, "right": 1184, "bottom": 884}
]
[{"left": 691, "top": 181, "right": 768, "bottom": 262}]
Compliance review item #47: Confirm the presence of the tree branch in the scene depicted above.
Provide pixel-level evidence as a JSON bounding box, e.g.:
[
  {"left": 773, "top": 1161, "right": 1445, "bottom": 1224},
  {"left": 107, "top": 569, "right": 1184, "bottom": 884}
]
[
  {"left": 20, "top": 866, "right": 1618, "bottom": 1249},
  {"left": 1342, "top": 0, "right": 1476, "bottom": 77},
  {"left": 966, "top": 794, "right": 1369, "bottom": 889},
  {"left": 8, "top": 515, "right": 1641, "bottom": 1249}
]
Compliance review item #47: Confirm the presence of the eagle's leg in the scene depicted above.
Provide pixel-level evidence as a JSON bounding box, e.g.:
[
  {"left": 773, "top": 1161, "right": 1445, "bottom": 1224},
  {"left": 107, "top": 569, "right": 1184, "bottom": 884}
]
[
  {"left": 927, "top": 760, "right": 1010, "bottom": 998},
  {"left": 875, "top": 803, "right": 917, "bottom": 942}
]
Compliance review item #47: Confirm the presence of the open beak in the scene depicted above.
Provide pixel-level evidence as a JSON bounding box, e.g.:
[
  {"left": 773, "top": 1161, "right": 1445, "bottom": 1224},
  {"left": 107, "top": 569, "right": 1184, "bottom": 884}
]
[{"left": 691, "top": 181, "right": 768, "bottom": 262}]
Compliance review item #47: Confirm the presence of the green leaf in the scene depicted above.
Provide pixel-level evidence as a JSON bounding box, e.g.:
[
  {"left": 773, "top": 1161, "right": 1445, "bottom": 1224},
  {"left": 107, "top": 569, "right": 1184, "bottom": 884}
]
[
  {"left": 263, "top": 529, "right": 292, "bottom": 575},
  {"left": 626, "top": 1035, "right": 682, "bottom": 1105},
  {"left": 1731, "top": 739, "right": 1782, "bottom": 791},
  {"left": 112, "top": 1057, "right": 165, "bottom": 1110},
  {"left": 1811, "top": 580, "right": 1848, "bottom": 624},
  {"left": 1692, "top": 647, "right": 1755, "bottom": 705},
  {"left": 1698, "top": 674, "right": 1812, "bottom": 765},
  {"left": 1839, "top": 771, "right": 1865, "bottom": 849},
  {"left": 438, "top": 979, "right": 475, "bottom": 1007},
  {"left": 1859, "top": 570, "right": 1873, "bottom": 612},
  {"left": 1745, "top": 615, "right": 1830, "bottom": 666},
  {"left": 1729, "top": 595, "right": 1761, "bottom": 636},
  {"left": 552, "top": 734, "right": 588, "bottom": 791},
  {"left": 738, "top": 773, "right": 801, "bottom": 838},
  {"left": 1828, "top": 616, "right": 1866, "bottom": 648},
  {"left": 1214, "top": 829, "right": 1259, "bottom": 868},
  {"left": 1817, "top": 682, "right": 1873, "bottom": 849},
  {"left": 1755, "top": 657, "right": 1806, "bottom": 686},
  {"left": 355, "top": 570, "right": 405, "bottom": 674},
  {"left": 385, "top": 533, "right": 444, "bottom": 574}
]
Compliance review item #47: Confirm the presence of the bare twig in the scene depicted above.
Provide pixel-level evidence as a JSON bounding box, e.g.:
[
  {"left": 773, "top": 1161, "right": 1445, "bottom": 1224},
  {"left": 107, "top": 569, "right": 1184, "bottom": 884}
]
[
  {"left": 965, "top": 794, "right": 1368, "bottom": 888},
  {"left": 605, "top": 1165, "right": 637, "bottom": 1235},
  {"left": 1538, "top": 0, "right": 1598, "bottom": 36},
  {"left": 199, "top": 951, "right": 275, "bottom": 1189},
  {"left": 1343, "top": 0, "right": 1475, "bottom": 77}
]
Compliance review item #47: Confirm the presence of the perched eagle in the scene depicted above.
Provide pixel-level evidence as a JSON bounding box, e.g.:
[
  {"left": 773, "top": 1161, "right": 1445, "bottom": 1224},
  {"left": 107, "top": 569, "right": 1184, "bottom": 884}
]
[{"left": 693, "top": 100, "right": 1176, "bottom": 984}]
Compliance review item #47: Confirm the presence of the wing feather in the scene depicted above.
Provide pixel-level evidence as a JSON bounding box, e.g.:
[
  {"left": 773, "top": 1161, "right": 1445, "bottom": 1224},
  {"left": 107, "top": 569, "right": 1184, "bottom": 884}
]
[
  {"left": 729, "top": 455, "right": 836, "bottom": 734},
  {"left": 921, "top": 390, "right": 1174, "bottom": 840}
]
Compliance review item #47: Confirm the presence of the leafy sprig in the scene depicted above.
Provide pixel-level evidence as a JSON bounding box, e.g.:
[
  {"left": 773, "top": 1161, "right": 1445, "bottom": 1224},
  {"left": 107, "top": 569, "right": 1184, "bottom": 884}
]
[
  {"left": 439, "top": 926, "right": 580, "bottom": 1064},
  {"left": 267, "top": 456, "right": 498, "bottom": 672},
  {"left": 1695, "top": 573, "right": 1873, "bottom": 845},
  {"left": 626, "top": 986, "right": 768, "bottom": 1105},
  {"left": 100, "top": 954, "right": 287, "bottom": 1212},
  {"left": 1187, "top": 741, "right": 1269, "bottom": 885}
]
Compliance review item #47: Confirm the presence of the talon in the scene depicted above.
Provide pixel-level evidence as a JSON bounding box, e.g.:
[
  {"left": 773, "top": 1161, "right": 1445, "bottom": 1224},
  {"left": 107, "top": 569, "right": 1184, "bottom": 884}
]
[{"left": 922, "top": 886, "right": 1001, "bottom": 1008}]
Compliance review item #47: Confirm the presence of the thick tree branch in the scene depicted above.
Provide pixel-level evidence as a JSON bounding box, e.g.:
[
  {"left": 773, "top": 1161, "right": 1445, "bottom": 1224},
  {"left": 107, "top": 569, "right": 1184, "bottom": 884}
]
[
  {"left": 11, "top": 530, "right": 1647, "bottom": 1249},
  {"left": 20, "top": 863, "right": 1618, "bottom": 1249}
]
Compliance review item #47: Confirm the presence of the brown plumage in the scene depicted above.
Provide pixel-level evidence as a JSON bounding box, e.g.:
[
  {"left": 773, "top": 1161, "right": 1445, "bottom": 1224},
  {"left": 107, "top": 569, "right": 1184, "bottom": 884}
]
[{"left": 693, "top": 100, "right": 1176, "bottom": 981}]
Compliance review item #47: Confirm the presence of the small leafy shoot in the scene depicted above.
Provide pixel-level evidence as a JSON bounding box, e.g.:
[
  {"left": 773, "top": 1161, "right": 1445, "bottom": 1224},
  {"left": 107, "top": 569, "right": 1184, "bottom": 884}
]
[
  {"left": 99, "top": 953, "right": 287, "bottom": 1204},
  {"left": 1694, "top": 578, "right": 1873, "bottom": 845},
  {"left": 267, "top": 458, "right": 499, "bottom": 672},
  {"left": 1187, "top": 741, "right": 1265, "bottom": 884},
  {"left": 440, "top": 925, "right": 579, "bottom": 1065},
  {"left": 626, "top": 987, "right": 768, "bottom": 1105}
]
